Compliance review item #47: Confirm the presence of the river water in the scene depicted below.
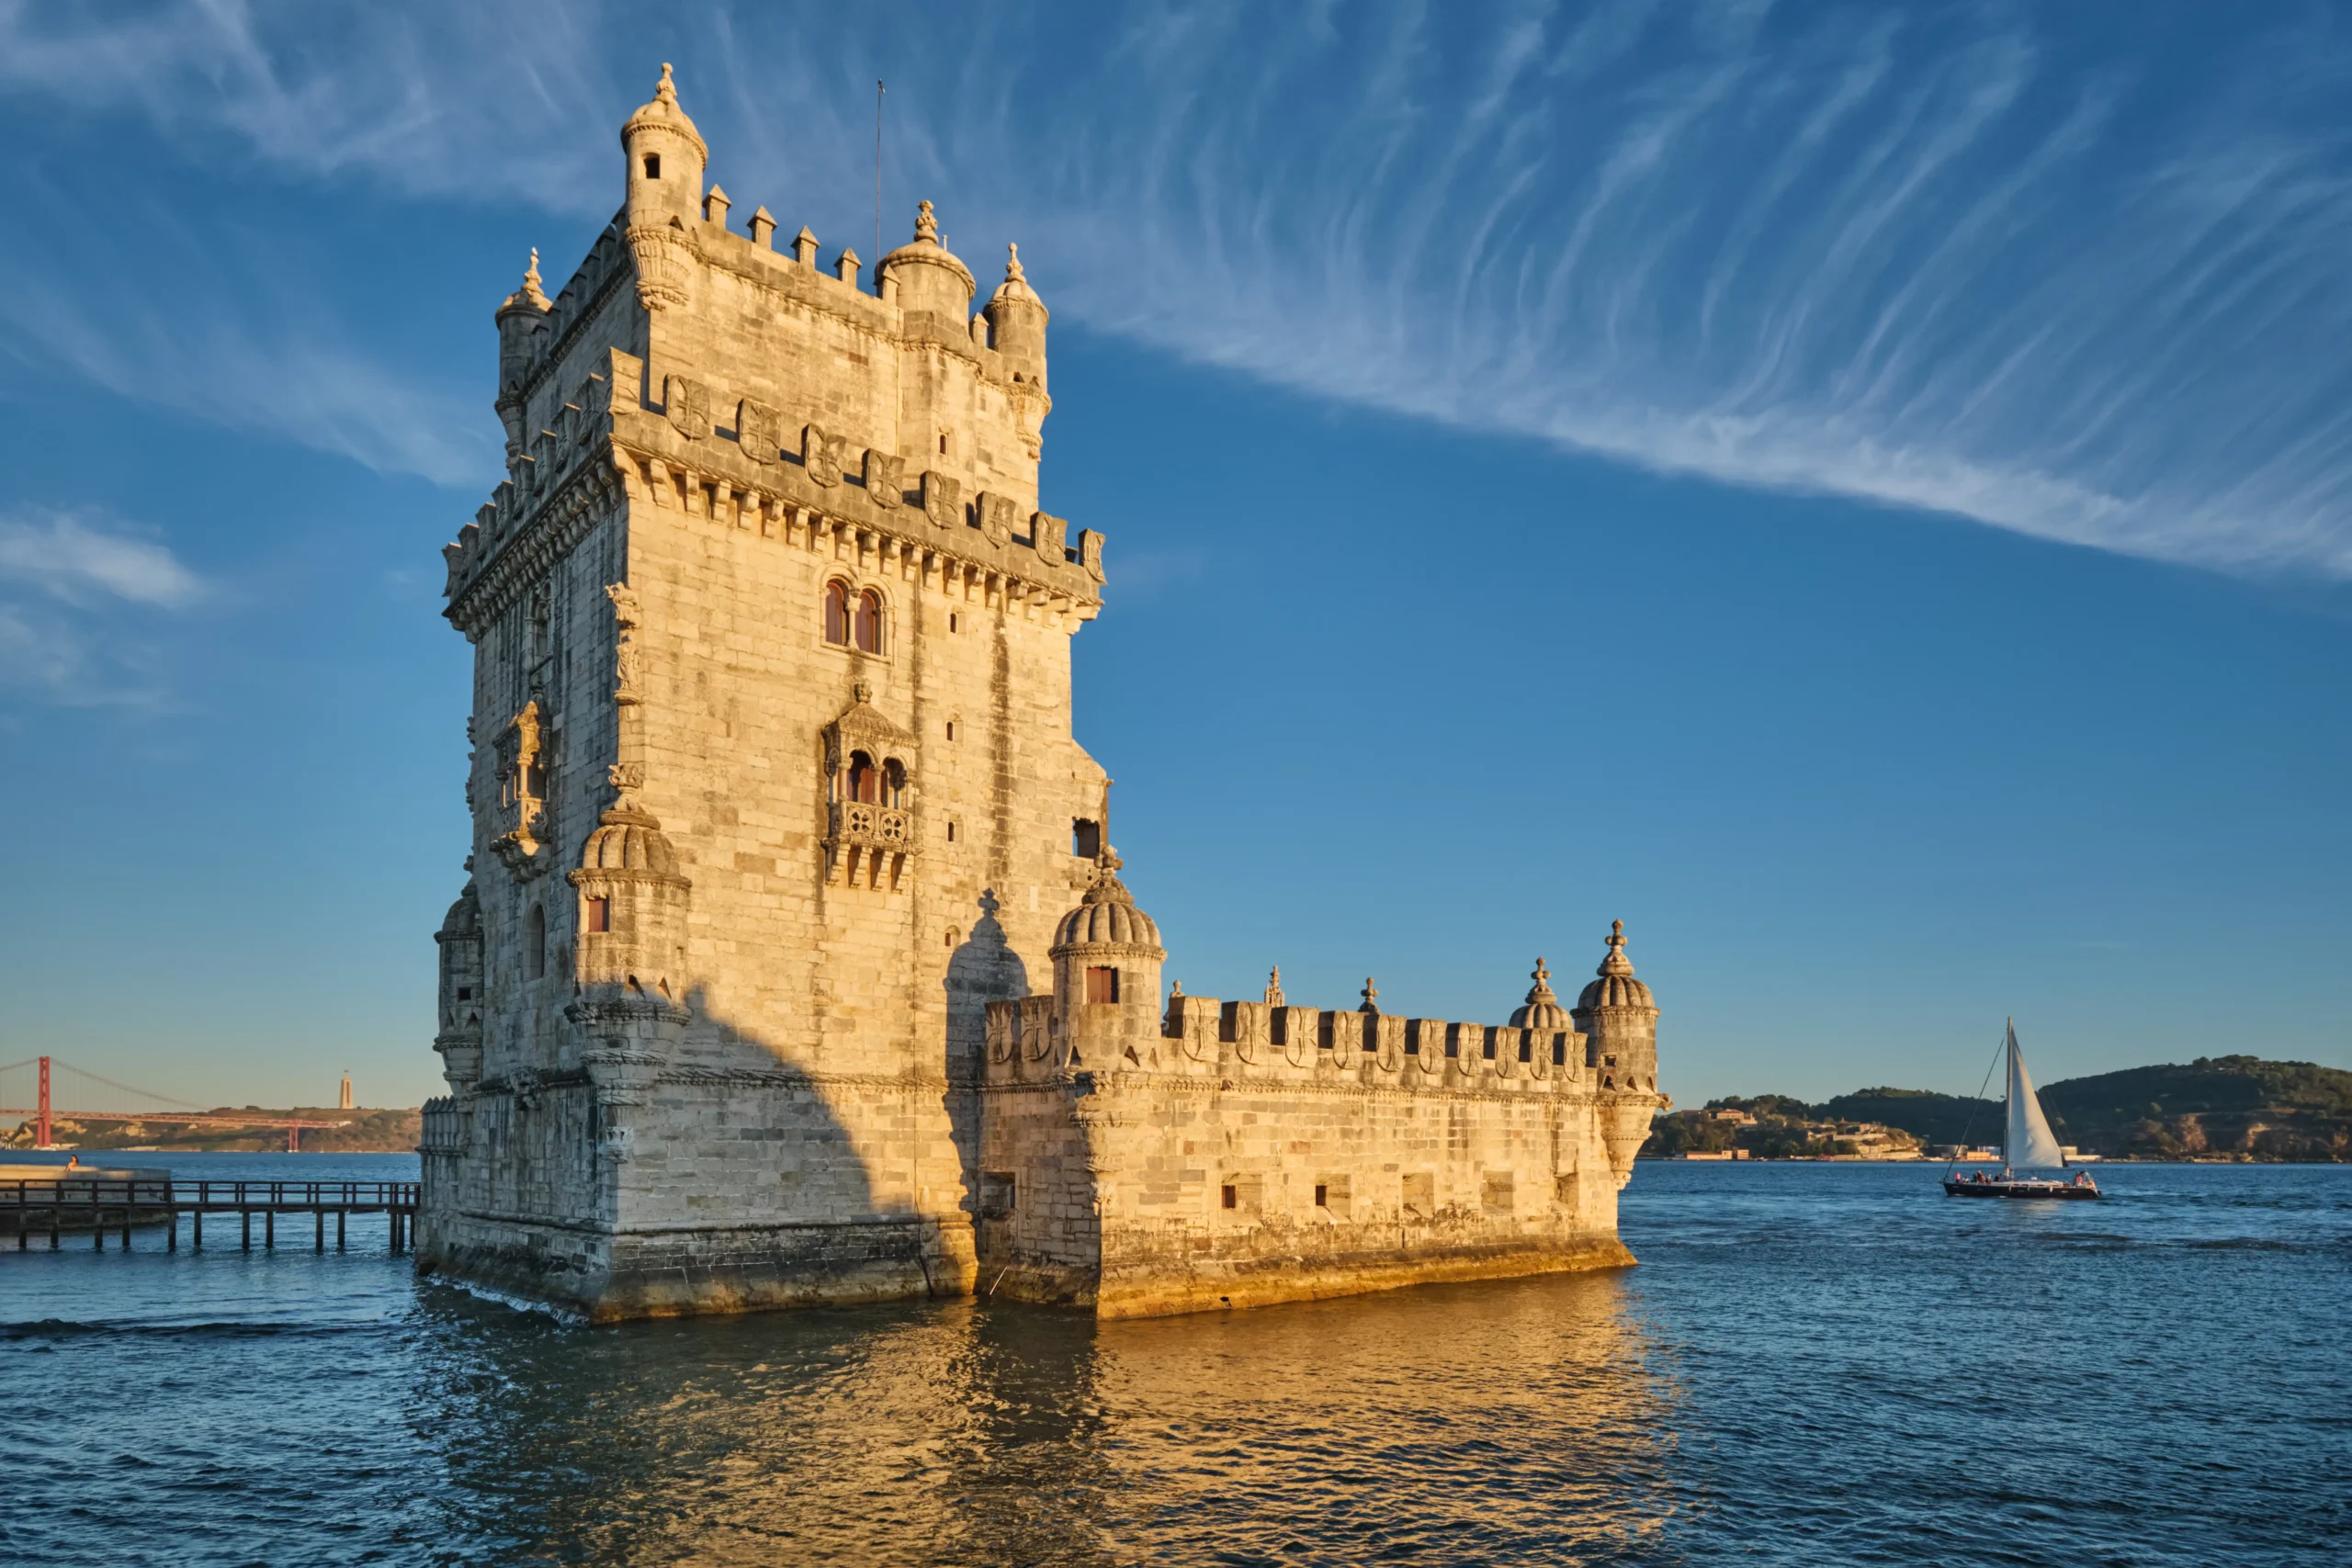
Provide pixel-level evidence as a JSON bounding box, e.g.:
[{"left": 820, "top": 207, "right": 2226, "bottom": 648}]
[{"left": 3, "top": 1153, "right": 2345, "bottom": 1565}]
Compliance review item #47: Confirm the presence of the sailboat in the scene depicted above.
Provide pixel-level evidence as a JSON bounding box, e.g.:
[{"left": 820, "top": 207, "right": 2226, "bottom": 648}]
[{"left": 1940, "top": 1021, "right": 2102, "bottom": 1201}]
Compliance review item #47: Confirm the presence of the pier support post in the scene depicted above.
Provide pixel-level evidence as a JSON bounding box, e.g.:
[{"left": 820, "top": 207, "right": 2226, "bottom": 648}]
[
  {"left": 49, "top": 1213, "right": 60, "bottom": 1249},
  {"left": 242, "top": 1212, "right": 251, "bottom": 1251},
  {"left": 94, "top": 1219, "right": 104, "bottom": 1250},
  {"left": 193, "top": 1211, "right": 203, "bottom": 1250},
  {"left": 167, "top": 1213, "right": 177, "bottom": 1252},
  {"left": 265, "top": 1211, "right": 275, "bottom": 1249},
  {"left": 336, "top": 1211, "right": 345, "bottom": 1251},
  {"left": 120, "top": 1211, "right": 131, "bottom": 1249},
  {"left": 314, "top": 1212, "right": 324, "bottom": 1252}
]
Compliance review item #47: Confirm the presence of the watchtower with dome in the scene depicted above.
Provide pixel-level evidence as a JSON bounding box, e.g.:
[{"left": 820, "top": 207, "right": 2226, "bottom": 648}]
[{"left": 417, "top": 66, "right": 1664, "bottom": 1321}]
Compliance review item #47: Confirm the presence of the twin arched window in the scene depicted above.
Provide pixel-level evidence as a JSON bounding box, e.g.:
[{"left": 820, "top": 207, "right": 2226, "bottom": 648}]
[
  {"left": 841, "top": 751, "right": 907, "bottom": 807},
  {"left": 823, "top": 581, "right": 886, "bottom": 653}
]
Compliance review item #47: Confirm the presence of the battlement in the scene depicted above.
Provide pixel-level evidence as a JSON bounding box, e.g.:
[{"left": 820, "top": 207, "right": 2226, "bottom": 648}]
[
  {"left": 441, "top": 342, "right": 1105, "bottom": 637},
  {"left": 982, "top": 990, "right": 1637, "bottom": 1095}
]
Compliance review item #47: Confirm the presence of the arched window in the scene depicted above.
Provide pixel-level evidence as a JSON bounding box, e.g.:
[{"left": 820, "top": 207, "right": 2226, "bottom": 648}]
[
  {"left": 823, "top": 581, "right": 851, "bottom": 646},
  {"left": 854, "top": 590, "right": 885, "bottom": 653},
  {"left": 846, "top": 750, "right": 877, "bottom": 805},
  {"left": 883, "top": 759, "right": 907, "bottom": 807},
  {"left": 525, "top": 904, "right": 546, "bottom": 980}
]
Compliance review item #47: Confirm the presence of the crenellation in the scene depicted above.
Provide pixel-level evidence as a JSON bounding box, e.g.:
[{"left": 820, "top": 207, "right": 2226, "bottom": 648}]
[{"left": 419, "top": 64, "right": 1658, "bottom": 1324}]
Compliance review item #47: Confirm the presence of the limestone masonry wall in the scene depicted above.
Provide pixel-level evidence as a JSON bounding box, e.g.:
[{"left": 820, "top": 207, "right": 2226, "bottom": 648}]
[{"left": 418, "top": 65, "right": 1665, "bottom": 1322}]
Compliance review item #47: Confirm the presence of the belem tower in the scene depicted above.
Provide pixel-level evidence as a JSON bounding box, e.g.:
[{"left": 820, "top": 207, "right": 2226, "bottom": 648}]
[{"left": 418, "top": 67, "right": 1668, "bottom": 1321}]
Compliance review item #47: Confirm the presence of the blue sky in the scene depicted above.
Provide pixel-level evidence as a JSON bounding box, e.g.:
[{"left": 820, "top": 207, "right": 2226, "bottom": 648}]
[{"left": 0, "top": 1, "right": 2345, "bottom": 1111}]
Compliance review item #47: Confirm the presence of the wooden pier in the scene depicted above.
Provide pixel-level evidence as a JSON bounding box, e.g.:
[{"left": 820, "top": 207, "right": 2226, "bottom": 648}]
[{"left": 0, "top": 1177, "right": 418, "bottom": 1254}]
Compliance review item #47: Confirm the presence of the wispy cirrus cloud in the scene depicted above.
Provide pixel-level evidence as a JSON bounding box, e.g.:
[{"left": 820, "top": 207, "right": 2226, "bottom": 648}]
[
  {"left": 0, "top": 509, "right": 201, "bottom": 705},
  {"left": 4, "top": 2, "right": 2351, "bottom": 575}
]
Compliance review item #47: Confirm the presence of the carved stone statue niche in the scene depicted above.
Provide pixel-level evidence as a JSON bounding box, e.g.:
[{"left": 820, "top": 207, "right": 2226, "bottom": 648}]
[{"left": 491, "top": 699, "right": 549, "bottom": 873}]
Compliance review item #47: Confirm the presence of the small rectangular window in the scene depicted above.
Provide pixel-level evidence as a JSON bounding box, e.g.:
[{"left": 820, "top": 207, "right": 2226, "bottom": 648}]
[
  {"left": 583, "top": 897, "right": 610, "bottom": 933},
  {"left": 1085, "top": 965, "right": 1119, "bottom": 1004},
  {"left": 1072, "top": 818, "right": 1101, "bottom": 859},
  {"left": 981, "top": 1171, "right": 1016, "bottom": 1216},
  {"left": 643, "top": 153, "right": 661, "bottom": 179},
  {"left": 948, "top": 613, "right": 959, "bottom": 633},
  {"left": 456, "top": 987, "right": 471, "bottom": 1001},
  {"left": 1314, "top": 1184, "right": 1328, "bottom": 1208},
  {"left": 1482, "top": 1173, "right": 1516, "bottom": 1215},
  {"left": 1221, "top": 1184, "right": 1238, "bottom": 1211},
  {"left": 945, "top": 719, "right": 956, "bottom": 739}
]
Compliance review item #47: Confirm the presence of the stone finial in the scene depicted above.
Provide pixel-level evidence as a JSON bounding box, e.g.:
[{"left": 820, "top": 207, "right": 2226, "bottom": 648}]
[
  {"left": 914, "top": 199, "right": 938, "bottom": 243},
  {"left": 655, "top": 61, "right": 679, "bottom": 106},
  {"left": 1523, "top": 958, "right": 1561, "bottom": 1009},
  {"left": 501, "top": 248, "right": 551, "bottom": 315},
  {"left": 1264, "top": 965, "right": 1284, "bottom": 1008},
  {"left": 836, "top": 247, "right": 862, "bottom": 284},
  {"left": 1599, "top": 919, "right": 1635, "bottom": 978},
  {"left": 1006, "top": 243, "right": 1025, "bottom": 281},
  {"left": 794, "top": 227, "right": 820, "bottom": 266},
  {"left": 1359, "top": 977, "right": 1379, "bottom": 1015}
]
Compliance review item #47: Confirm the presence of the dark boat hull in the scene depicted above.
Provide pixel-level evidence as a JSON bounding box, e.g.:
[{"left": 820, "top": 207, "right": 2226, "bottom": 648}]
[{"left": 1942, "top": 1179, "right": 2101, "bottom": 1200}]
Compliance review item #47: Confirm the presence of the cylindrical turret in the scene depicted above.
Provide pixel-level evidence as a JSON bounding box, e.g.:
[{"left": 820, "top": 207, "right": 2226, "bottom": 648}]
[
  {"left": 877, "top": 200, "right": 976, "bottom": 320},
  {"left": 1573, "top": 920, "right": 1665, "bottom": 1189},
  {"left": 984, "top": 243, "right": 1048, "bottom": 391},
  {"left": 493, "top": 250, "right": 551, "bottom": 462},
  {"left": 619, "top": 63, "right": 707, "bottom": 311},
  {"left": 434, "top": 877, "right": 485, "bottom": 1089},
  {"left": 1571, "top": 920, "right": 1658, "bottom": 1092},
  {"left": 1048, "top": 849, "right": 1166, "bottom": 1071},
  {"left": 620, "top": 62, "right": 707, "bottom": 231}
]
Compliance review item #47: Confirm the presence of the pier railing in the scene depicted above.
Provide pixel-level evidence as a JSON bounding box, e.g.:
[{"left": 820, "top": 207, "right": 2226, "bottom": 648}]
[{"left": 1, "top": 1178, "right": 419, "bottom": 1254}]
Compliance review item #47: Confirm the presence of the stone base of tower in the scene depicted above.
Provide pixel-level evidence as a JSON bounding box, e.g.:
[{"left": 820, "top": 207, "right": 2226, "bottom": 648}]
[
  {"left": 418, "top": 1211, "right": 980, "bottom": 1322},
  {"left": 1092, "top": 1233, "right": 1637, "bottom": 1319}
]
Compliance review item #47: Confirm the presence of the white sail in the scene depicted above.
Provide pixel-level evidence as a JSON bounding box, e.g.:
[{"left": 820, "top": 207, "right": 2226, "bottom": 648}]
[{"left": 2004, "top": 1022, "right": 2066, "bottom": 1170}]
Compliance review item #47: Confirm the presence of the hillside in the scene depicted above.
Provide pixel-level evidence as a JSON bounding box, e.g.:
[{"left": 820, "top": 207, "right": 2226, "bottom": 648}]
[
  {"left": 2041, "top": 1056, "right": 2352, "bottom": 1160},
  {"left": 2, "top": 1107, "right": 421, "bottom": 1155},
  {"left": 1646, "top": 1055, "right": 2352, "bottom": 1161}
]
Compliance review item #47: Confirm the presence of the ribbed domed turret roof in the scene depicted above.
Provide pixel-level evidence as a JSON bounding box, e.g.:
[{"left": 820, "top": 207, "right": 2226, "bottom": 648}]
[
  {"left": 621, "top": 62, "right": 707, "bottom": 160},
  {"left": 1052, "top": 850, "right": 1163, "bottom": 953},
  {"left": 579, "top": 799, "right": 683, "bottom": 877},
  {"left": 1508, "top": 958, "right": 1570, "bottom": 1032},
  {"left": 879, "top": 200, "right": 976, "bottom": 296},
  {"left": 1576, "top": 921, "right": 1655, "bottom": 1012},
  {"left": 438, "top": 880, "right": 481, "bottom": 937},
  {"left": 988, "top": 243, "right": 1045, "bottom": 313}
]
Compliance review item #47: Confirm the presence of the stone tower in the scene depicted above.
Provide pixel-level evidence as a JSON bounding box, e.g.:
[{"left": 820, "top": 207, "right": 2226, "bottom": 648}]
[{"left": 418, "top": 65, "right": 1109, "bottom": 1318}]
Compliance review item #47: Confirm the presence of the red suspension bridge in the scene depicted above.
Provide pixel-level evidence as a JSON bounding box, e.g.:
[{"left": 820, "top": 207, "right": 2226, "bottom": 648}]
[{"left": 0, "top": 1056, "right": 351, "bottom": 1152}]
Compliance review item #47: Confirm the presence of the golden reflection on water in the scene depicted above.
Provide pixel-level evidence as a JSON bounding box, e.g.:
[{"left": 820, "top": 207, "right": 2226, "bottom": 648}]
[{"left": 412, "top": 1270, "right": 1680, "bottom": 1565}]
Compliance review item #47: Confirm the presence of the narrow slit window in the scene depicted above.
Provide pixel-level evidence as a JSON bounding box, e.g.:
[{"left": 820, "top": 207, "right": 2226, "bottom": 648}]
[
  {"left": 946, "top": 820, "right": 958, "bottom": 842},
  {"left": 524, "top": 905, "right": 546, "bottom": 980},
  {"left": 1220, "top": 1184, "right": 1238, "bottom": 1211}
]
